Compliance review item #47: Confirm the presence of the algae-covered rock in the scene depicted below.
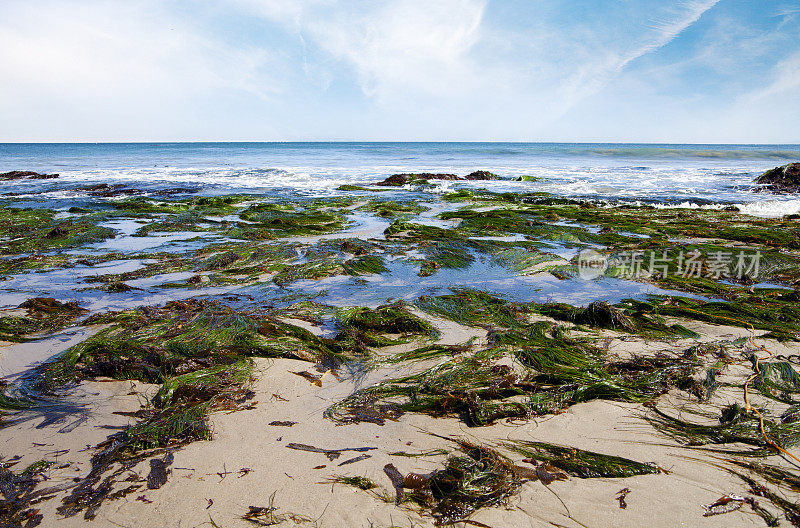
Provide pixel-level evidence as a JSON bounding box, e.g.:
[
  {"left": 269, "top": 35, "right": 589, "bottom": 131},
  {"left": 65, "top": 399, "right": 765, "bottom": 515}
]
[
  {"left": 464, "top": 170, "right": 499, "bottom": 180},
  {"left": 514, "top": 175, "right": 542, "bottom": 182},
  {"left": 375, "top": 173, "right": 461, "bottom": 186},
  {"left": 375, "top": 171, "right": 500, "bottom": 186},
  {"left": 0, "top": 170, "right": 58, "bottom": 181},
  {"left": 19, "top": 297, "right": 87, "bottom": 318},
  {"left": 756, "top": 163, "right": 800, "bottom": 193}
]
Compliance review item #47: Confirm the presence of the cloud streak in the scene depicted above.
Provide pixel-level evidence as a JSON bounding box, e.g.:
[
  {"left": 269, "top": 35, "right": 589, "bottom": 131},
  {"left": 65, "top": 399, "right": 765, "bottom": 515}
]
[{"left": 0, "top": 0, "right": 796, "bottom": 141}]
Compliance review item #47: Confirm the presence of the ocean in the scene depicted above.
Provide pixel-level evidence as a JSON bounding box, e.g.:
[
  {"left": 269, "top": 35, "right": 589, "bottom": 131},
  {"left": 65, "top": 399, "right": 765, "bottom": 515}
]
[{"left": 2, "top": 142, "right": 800, "bottom": 216}]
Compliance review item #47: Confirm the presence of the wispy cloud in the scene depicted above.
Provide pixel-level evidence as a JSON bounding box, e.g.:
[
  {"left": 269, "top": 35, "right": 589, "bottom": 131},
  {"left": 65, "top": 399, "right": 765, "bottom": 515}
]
[
  {"left": 239, "top": 0, "right": 486, "bottom": 102},
  {"left": 0, "top": 0, "right": 797, "bottom": 141},
  {"left": 551, "top": 0, "right": 720, "bottom": 118},
  {"left": 0, "top": 1, "right": 275, "bottom": 108},
  {"left": 744, "top": 52, "right": 800, "bottom": 102}
]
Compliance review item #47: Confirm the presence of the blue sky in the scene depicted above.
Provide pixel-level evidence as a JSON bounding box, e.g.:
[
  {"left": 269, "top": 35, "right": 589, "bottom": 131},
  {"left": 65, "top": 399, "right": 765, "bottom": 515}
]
[{"left": 1, "top": 0, "right": 798, "bottom": 142}]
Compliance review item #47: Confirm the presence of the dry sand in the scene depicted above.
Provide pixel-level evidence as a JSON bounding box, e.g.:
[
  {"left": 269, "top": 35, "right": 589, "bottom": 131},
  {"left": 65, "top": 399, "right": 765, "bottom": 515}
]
[{"left": 1, "top": 316, "right": 798, "bottom": 527}]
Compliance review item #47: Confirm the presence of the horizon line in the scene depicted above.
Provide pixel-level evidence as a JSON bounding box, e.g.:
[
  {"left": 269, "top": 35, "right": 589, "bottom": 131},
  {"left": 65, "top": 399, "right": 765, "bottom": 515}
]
[{"left": 2, "top": 141, "right": 800, "bottom": 146}]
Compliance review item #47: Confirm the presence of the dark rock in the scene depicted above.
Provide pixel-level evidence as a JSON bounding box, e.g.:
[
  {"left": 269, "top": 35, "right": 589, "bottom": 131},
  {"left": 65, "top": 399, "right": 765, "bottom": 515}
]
[
  {"left": 756, "top": 163, "right": 800, "bottom": 193},
  {"left": 375, "top": 173, "right": 461, "bottom": 186},
  {"left": 77, "top": 183, "right": 142, "bottom": 197},
  {"left": 45, "top": 226, "right": 69, "bottom": 239},
  {"left": 19, "top": 297, "right": 87, "bottom": 317},
  {"left": 151, "top": 187, "right": 199, "bottom": 196},
  {"left": 103, "top": 282, "right": 136, "bottom": 293},
  {"left": 0, "top": 170, "right": 59, "bottom": 181},
  {"left": 464, "top": 170, "right": 499, "bottom": 180},
  {"left": 146, "top": 453, "right": 174, "bottom": 490},
  {"left": 340, "top": 240, "right": 369, "bottom": 255}
]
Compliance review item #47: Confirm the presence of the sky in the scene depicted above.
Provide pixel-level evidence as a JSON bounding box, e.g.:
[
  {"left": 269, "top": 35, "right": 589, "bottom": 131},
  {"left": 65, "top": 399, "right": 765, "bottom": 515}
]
[{"left": 1, "top": 0, "right": 799, "bottom": 143}]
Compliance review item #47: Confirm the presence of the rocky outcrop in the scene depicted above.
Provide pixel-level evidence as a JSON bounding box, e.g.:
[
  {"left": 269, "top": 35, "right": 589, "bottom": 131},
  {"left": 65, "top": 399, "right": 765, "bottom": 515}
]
[
  {"left": 78, "top": 184, "right": 142, "bottom": 197},
  {"left": 464, "top": 170, "right": 499, "bottom": 180},
  {"left": 375, "top": 170, "right": 500, "bottom": 186},
  {"left": 756, "top": 163, "right": 800, "bottom": 193},
  {"left": 375, "top": 173, "right": 460, "bottom": 186},
  {"left": 0, "top": 170, "right": 59, "bottom": 181}
]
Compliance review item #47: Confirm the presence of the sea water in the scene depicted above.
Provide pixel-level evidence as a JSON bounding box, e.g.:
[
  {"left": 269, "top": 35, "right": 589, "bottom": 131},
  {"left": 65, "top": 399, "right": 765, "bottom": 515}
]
[{"left": 1, "top": 142, "right": 799, "bottom": 216}]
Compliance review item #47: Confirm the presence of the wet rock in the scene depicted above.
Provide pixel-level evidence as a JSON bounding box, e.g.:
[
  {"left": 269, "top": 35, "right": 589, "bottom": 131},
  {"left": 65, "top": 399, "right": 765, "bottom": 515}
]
[
  {"left": 19, "top": 297, "right": 87, "bottom": 318},
  {"left": 464, "top": 170, "right": 499, "bottom": 180},
  {"left": 0, "top": 170, "right": 59, "bottom": 181},
  {"left": 103, "top": 281, "right": 137, "bottom": 293},
  {"left": 151, "top": 187, "right": 199, "bottom": 196},
  {"left": 199, "top": 251, "right": 239, "bottom": 270},
  {"left": 375, "top": 173, "right": 461, "bottom": 186},
  {"left": 45, "top": 226, "right": 70, "bottom": 239},
  {"left": 77, "top": 183, "right": 142, "bottom": 197},
  {"left": 187, "top": 274, "right": 210, "bottom": 284},
  {"left": 146, "top": 453, "right": 174, "bottom": 490},
  {"left": 340, "top": 240, "right": 369, "bottom": 255},
  {"left": 756, "top": 162, "right": 800, "bottom": 193}
]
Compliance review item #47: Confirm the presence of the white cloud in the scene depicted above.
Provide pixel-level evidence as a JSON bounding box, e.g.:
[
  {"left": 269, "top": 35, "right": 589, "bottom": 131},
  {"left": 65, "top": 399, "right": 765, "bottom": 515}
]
[
  {"left": 30, "top": 2, "right": 269, "bottom": 97},
  {"left": 545, "top": 0, "right": 720, "bottom": 119},
  {"left": 0, "top": 0, "right": 794, "bottom": 141},
  {"left": 224, "top": 0, "right": 724, "bottom": 138},
  {"left": 746, "top": 52, "right": 800, "bottom": 101},
  {"left": 238, "top": 0, "right": 486, "bottom": 102},
  {"left": 0, "top": 0, "right": 277, "bottom": 140}
]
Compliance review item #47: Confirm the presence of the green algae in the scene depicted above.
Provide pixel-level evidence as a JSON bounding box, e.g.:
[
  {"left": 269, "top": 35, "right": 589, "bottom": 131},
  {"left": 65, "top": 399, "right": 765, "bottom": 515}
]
[
  {"left": 0, "top": 298, "right": 88, "bottom": 342},
  {"left": 336, "top": 184, "right": 387, "bottom": 192},
  {"left": 22, "top": 298, "right": 371, "bottom": 519},
  {"left": 273, "top": 259, "right": 345, "bottom": 287},
  {"left": 331, "top": 475, "right": 378, "bottom": 491},
  {"left": 0, "top": 205, "right": 116, "bottom": 255},
  {"left": 338, "top": 303, "right": 435, "bottom": 336},
  {"left": 416, "top": 288, "right": 533, "bottom": 328},
  {"left": 3, "top": 188, "right": 800, "bottom": 523},
  {"left": 331, "top": 303, "right": 439, "bottom": 353},
  {"left": 329, "top": 293, "right": 702, "bottom": 427},
  {"left": 342, "top": 255, "right": 388, "bottom": 276},
  {"left": 631, "top": 293, "right": 800, "bottom": 341},
  {"left": 489, "top": 246, "right": 563, "bottom": 274},
  {"left": 539, "top": 301, "right": 635, "bottom": 331},
  {"left": 646, "top": 403, "right": 800, "bottom": 453},
  {"left": 358, "top": 200, "right": 428, "bottom": 219},
  {"left": 503, "top": 440, "right": 659, "bottom": 478},
  {"left": 230, "top": 202, "right": 350, "bottom": 240},
  {"left": 410, "top": 441, "right": 523, "bottom": 524}
]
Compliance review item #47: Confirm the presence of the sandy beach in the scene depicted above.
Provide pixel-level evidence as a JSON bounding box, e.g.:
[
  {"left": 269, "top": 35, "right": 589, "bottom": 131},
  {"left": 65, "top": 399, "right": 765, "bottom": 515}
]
[{"left": 2, "top": 167, "right": 800, "bottom": 527}]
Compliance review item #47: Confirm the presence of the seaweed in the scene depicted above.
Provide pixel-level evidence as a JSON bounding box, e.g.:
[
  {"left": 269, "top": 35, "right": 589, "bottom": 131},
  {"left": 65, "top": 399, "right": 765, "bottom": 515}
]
[
  {"left": 542, "top": 301, "right": 636, "bottom": 332},
  {"left": 383, "top": 441, "right": 523, "bottom": 525},
  {"left": 330, "top": 303, "right": 439, "bottom": 354},
  {"left": 358, "top": 200, "right": 428, "bottom": 219},
  {"left": 645, "top": 293, "right": 800, "bottom": 341},
  {"left": 15, "top": 298, "right": 380, "bottom": 519},
  {"left": 342, "top": 255, "right": 388, "bottom": 276},
  {"left": 337, "top": 303, "right": 435, "bottom": 336},
  {"left": 416, "top": 289, "right": 532, "bottom": 329},
  {"left": 0, "top": 456, "right": 58, "bottom": 527},
  {"left": 330, "top": 475, "right": 378, "bottom": 490},
  {"left": 730, "top": 469, "right": 797, "bottom": 526},
  {"left": 327, "top": 316, "right": 699, "bottom": 426},
  {"left": 503, "top": 440, "right": 660, "bottom": 478},
  {"left": 0, "top": 298, "right": 88, "bottom": 342},
  {"left": 230, "top": 202, "right": 349, "bottom": 240},
  {"left": 645, "top": 404, "right": 800, "bottom": 452},
  {"left": 0, "top": 206, "right": 115, "bottom": 254},
  {"left": 272, "top": 259, "right": 345, "bottom": 287}
]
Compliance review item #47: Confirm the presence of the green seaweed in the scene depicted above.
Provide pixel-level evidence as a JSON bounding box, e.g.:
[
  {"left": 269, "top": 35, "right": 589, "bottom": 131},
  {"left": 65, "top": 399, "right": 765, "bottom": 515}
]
[{"left": 503, "top": 440, "right": 659, "bottom": 478}]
